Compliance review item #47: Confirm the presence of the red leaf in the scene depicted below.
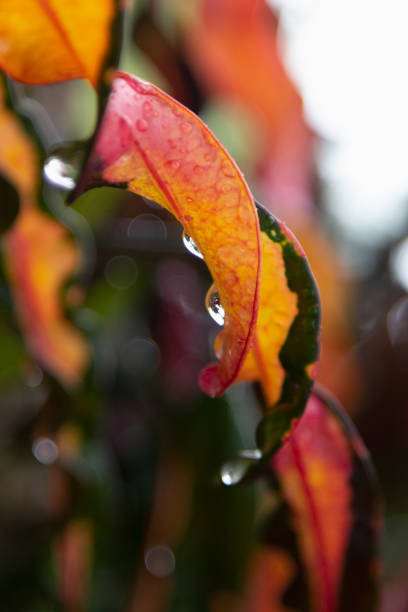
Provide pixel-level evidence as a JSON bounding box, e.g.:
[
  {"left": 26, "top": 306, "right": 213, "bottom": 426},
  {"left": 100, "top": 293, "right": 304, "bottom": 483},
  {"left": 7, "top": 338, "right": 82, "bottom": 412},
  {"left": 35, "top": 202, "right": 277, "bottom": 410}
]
[
  {"left": 71, "top": 72, "right": 262, "bottom": 397},
  {"left": 272, "top": 391, "right": 380, "bottom": 611}
]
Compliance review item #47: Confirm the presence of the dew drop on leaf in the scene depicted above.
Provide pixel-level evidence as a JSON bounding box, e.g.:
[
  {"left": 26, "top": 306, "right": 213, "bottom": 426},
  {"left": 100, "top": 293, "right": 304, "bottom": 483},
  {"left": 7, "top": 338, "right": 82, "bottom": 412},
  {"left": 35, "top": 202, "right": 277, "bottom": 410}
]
[
  {"left": 165, "top": 159, "right": 180, "bottom": 171},
  {"left": 206, "top": 288, "right": 225, "bottom": 326},
  {"left": 221, "top": 161, "right": 235, "bottom": 178},
  {"left": 182, "top": 230, "right": 203, "bottom": 259},
  {"left": 180, "top": 122, "right": 192, "bottom": 134},
  {"left": 136, "top": 118, "right": 149, "bottom": 132}
]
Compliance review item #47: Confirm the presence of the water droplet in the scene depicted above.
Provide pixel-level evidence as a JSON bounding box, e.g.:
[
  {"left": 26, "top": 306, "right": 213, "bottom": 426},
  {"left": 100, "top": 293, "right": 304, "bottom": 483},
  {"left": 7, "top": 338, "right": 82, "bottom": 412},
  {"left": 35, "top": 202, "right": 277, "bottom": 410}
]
[
  {"left": 239, "top": 449, "right": 262, "bottom": 460},
  {"left": 186, "top": 196, "right": 193, "bottom": 203},
  {"left": 165, "top": 159, "right": 180, "bottom": 171},
  {"left": 180, "top": 122, "right": 192, "bottom": 134},
  {"left": 182, "top": 231, "right": 203, "bottom": 259},
  {"left": 221, "top": 161, "right": 235, "bottom": 178},
  {"left": 144, "top": 545, "right": 175, "bottom": 578},
  {"left": 136, "top": 118, "right": 149, "bottom": 132},
  {"left": 32, "top": 438, "right": 58, "bottom": 465},
  {"left": 220, "top": 459, "right": 246, "bottom": 486},
  {"left": 193, "top": 165, "right": 204, "bottom": 175},
  {"left": 143, "top": 101, "right": 152, "bottom": 114},
  {"left": 167, "top": 138, "right": 177, "bottom": 149},
  {"left": 206, "top": 288, "right": 225, "bottom": 326},
  {"left": 43, "top": 142, "right": 84, "bottom": 190}
]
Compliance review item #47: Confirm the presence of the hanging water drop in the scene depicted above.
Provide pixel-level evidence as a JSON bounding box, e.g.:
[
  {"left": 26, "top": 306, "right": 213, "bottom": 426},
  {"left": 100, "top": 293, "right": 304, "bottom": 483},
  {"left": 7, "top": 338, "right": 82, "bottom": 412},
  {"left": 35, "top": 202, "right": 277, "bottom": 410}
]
[
  {"left": 206, "top": 288, "right": 225, "bottom": 326},
  {"left": 43, "top": 142, "right": 84, "bottom": 190},
  {"left": 239, "top": 449, "right": 262, "bottom": 460},
  {"left": 182, "top": 231, "right": 203, "bottom": 259},
  {"left": 220, "top": 459, "right": 247, "bottom": 486}
]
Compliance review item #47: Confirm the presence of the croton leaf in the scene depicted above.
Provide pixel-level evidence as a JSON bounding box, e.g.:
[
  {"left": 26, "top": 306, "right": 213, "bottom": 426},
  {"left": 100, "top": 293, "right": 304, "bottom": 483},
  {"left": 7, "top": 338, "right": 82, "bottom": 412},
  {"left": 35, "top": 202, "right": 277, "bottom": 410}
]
[
  {"left": 267, "top": 390, "right": 380, "bottom": 612},
  {"left": 0, "top": 0, "right": 114, "bottom": 86},
  {"left": 70, "top": 72, "right": 262, "bottom": 397}
]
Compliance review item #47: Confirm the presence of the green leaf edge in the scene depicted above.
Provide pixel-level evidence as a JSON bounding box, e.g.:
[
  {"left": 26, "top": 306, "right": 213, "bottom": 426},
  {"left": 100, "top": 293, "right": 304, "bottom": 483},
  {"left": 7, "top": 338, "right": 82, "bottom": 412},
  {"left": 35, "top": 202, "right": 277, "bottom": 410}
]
[{"left": 255, "top": 201, "right": 321, "bottom": 456}]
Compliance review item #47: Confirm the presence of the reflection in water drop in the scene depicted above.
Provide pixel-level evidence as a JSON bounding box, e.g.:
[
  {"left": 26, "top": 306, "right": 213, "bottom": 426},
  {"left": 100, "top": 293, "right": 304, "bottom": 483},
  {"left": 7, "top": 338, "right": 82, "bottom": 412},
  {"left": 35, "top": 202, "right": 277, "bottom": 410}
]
[
  {"left": 239, "top": 449, "right": 262, "bottom": 460},
  {"left": 32, "top": 438, "right": 58, "bottom": 465},
  {"left": 43, "top": 142, "right": 84, "bottom": 190},
  {"left": 206, "top": 289, "right": 225, "bottom": 326},
  {"left": 43, "top": 156, "right": 76, "bottom": 190},
  {"left": 220, "top": 459, "right": 247, "bottom": 486},
  {"left": 144, "top": 545, "right": 175, "bottom": 578},
  {"left": 182, "top": 231, "right": 203, "bottom": 259}
]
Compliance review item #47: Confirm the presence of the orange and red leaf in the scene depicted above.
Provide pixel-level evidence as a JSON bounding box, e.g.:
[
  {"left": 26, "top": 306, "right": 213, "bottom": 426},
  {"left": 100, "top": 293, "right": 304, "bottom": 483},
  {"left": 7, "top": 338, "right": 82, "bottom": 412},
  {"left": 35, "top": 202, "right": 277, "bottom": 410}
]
[
  {"left": 235, "top": 203, "right": 320, "bottom": 456},
  {"left": 0, "top": 82, "right": 89, "bottom": 386},
  {"left": 271, "top": 391, "right": 380, "bottom": 612},
  {"left": 183, "top": 0, "right": 314, "bottom": 214},
  {"left": 71, "top": 72, "right": 261, "bottom": 397},
  {"left": 4, "top": 207, "right": 89, "bottom": 386}
]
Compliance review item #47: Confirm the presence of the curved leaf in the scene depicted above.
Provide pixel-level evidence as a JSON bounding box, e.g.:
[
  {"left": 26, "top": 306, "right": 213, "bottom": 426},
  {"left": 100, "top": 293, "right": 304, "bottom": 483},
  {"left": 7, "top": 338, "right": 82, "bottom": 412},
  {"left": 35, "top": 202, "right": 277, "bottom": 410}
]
[
  {"left": 184, "top": 0, "right": 314, "bottom": 214},
  {"left": 0, "top": 82, "right": 38, "bottom": 204},
  {"left": 0, "top": 0, "right": 114, "bottom": 86},
  {"left": 241, "top": 203, "right": 320, "bottom": 456},
  {"left": 4, "top": 207, "right": 89, "bottom": 386},
  {"left": 270, "top": 390, "right": 381, "bottom": 612},
  {"left": 240, "top": 547, "right": 296, "bottom": 612},
  {"left": 0, "top": 82, "right": 89, "bottom": 386},
  {"left": 71, "top": 72, "right": 261, "bottom": 397}
]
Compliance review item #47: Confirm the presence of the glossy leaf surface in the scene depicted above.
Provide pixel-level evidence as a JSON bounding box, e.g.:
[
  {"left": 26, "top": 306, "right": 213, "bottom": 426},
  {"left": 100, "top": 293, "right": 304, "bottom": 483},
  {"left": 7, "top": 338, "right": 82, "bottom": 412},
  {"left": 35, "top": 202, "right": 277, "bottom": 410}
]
[
  {"left": 241, "top": 203, "right": 320, "bottom": 456},
  {"left": 71, "top": 72, "right": 261, "bottom": 397},
  {"left": 0, "top": 0, "right": 114, "bottom": 85},
  {"left": 270, "top": 391, "right": 380, "bottom": 612}
]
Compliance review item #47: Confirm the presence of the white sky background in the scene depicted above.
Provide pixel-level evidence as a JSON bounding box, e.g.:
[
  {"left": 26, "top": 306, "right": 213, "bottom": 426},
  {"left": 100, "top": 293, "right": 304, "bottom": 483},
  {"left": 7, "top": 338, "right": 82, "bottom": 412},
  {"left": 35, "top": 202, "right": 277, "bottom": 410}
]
[{"left": 269, "top": 0, "right": 408, "bottom": 250}]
